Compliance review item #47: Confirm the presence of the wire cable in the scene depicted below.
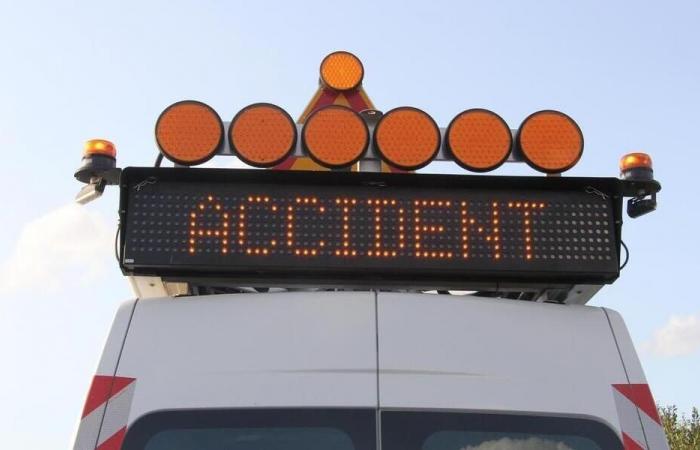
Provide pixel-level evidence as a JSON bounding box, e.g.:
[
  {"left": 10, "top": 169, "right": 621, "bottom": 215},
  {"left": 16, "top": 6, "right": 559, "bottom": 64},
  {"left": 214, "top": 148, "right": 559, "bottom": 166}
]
[
  {"left": 620, "top": 239, "right": 630, "bottom": 270},
  {"left": 114, "top": 222, "right": 121, "bottom": 264},
  {"left": 155, "top": 153, "right": 163, "bottom": 167}
]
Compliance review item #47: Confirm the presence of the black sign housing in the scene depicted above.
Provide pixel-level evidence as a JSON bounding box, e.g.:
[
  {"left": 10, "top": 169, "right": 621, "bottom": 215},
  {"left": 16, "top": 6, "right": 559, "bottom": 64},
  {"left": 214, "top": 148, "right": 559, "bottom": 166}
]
[{"left": 119, "top": 168, "right": 623, "bottom": 289}]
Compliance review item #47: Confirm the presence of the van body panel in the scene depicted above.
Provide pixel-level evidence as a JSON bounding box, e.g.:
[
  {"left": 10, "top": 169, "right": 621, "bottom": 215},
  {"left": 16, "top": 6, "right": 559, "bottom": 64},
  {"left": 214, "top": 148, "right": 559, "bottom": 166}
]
[
  {"left": 376, "top": 293, "right": 625, "bottom": 431},
  {"left": 116, "top": 292, "right": 378, "bottom": 422},
  {"left": 603, "top": 308, "right": 647, "bottom": 383},
  {"left": 76, "top": 292, "right": 669, "bottom": 449},
  {"left": 96, "top": 299, "right": 137, "bottom": 375}
]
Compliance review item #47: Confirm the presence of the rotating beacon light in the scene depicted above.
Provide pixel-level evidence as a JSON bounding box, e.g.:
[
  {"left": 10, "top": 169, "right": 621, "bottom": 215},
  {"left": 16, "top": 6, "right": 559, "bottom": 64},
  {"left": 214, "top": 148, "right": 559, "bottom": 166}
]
[
  {"left": 74, "top": 139, "right": 118, "bottom": 204},
  {"left": 620, "top": 152, "right": 657, "bottom": 218},
  {"left": 75, "top": 139, "right": 117, "bottom": 182},
  {"left": 620, "top": 152, "right": 653, "bottom": 181}
]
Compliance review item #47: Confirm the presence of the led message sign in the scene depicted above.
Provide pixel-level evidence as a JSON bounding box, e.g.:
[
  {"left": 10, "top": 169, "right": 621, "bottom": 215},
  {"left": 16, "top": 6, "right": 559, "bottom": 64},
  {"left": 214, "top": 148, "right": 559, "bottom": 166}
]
[{"left": 120, "top": 168, "right": 621, "bottom": 287}]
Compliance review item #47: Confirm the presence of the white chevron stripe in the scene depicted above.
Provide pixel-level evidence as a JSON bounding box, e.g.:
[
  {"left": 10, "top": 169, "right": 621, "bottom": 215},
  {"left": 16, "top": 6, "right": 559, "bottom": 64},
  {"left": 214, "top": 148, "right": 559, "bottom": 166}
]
[
  {"left": 73, "top": 403, "right": 106, "bottom": 450},
  {"left": 639, "top": 407, "right": 670, "bottom": 450},
  {"left": 96, "top": 381, "right": 137, "bottom": 447},
  {"left": 73, "top": 379, "right": 136, "bottom": 450},
  {"left": 613, "top": 385, "right": 671, "bottom": 450},
  {"left": 613, "top": 389, "right": 647, "bottom": 449}
]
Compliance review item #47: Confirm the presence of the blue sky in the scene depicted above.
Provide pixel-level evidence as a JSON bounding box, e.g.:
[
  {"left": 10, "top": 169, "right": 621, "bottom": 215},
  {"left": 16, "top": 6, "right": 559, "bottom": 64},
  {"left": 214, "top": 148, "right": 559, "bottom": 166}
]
[{"left": 0, "top": 0, "right": 698, "bottom": 448}]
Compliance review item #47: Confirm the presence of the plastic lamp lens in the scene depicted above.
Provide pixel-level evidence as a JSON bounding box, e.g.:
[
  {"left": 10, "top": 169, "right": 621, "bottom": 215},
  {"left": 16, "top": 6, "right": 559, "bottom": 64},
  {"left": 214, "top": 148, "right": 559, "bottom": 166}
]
[
  {"left": 516, "top": 110, "right": 583, "bottom": 173},
  {"left": 228, "top": 103, "right": 297, "bottom": 168},
  {"left": 374, "top": 107, "right": 441, "bottom": 171},
  {"left": 320, "top": 51, "right": 364, "bottom": 91},
  {"left": 619, "top": 152, "right": 654, "bottom": 181},
  {"left": 155, "top": 100, "right": 224, "bottom": 166},
  {"left": 620, "top": 152, "right": 652, "bottom": 171},
  {"left": 302, "top": 105, "right": 369, "bottom": 168},
  {"left": 84, "top": 139, "right": 116, "bottom": 158},
  {"left": 446, "top": 109, "right": 512, "bottom": 172}
]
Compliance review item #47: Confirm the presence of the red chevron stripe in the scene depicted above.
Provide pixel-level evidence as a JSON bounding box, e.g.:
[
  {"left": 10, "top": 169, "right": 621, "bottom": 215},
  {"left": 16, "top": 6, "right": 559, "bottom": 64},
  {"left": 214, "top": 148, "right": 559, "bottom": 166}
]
[
  {"left": 271, "top": 88, "right": 340, "bottom": 171},
  {"left": 271, "top": 157, "right": 297, "bottom": 171},
  {"left": 97, "top": 427, "right": 127, "bottom": 450},
  {"left": 613, "top": 383, "right": 662, "bottom": 425},
  {"left": 622, "top": 432, "right": 646, "bottom": 450},
  {"left": 344, "top": 90, "right": 370, "bottom": 112},
  {"left": 311, "top": 89, "right": 340, "bottom": 113},
  {"left": 81, "top": 375, "right": 136, "bottom": 418}
]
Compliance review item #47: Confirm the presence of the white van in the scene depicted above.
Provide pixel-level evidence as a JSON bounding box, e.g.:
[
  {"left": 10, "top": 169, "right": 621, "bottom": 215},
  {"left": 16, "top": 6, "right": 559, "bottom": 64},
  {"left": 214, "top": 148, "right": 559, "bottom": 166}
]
[
  {"left": 73, "top": 291, "right": 668, "bottom": 450},
  {"left": 72, "top": 51, "right": 666, "bottom": 450}
]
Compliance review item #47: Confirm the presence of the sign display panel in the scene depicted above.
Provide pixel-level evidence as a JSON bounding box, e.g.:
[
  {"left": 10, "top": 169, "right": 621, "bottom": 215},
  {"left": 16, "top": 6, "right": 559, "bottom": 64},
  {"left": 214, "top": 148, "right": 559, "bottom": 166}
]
[{"left": 120, "top": 168, "right": 621, "bottom": 287}]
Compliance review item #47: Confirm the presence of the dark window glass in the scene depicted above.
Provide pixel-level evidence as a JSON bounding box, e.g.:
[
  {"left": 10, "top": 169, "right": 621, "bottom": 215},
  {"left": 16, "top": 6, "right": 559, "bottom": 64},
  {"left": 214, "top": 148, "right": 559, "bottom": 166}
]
[
  {"left": 381, "top": 411, "right": 622, "bottom": 450},
  {"left": 145, "top": 427, "right": 353, "bottom": 450},
  {"left": 122, "top": 409, "right": 376, "bottom": 450}
]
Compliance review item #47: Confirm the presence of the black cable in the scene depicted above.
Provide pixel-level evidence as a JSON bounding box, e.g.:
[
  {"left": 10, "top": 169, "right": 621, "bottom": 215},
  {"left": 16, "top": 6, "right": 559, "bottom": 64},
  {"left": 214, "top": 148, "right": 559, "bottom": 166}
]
[
  {"left": 620, "top": 240, "right": 630, "bottom": 270},
  {"left": 155, "top": 153, "right": 163, "bottom": 167},
  {"left": 114, "top": 222, "right": 121, "bottom": 263}
]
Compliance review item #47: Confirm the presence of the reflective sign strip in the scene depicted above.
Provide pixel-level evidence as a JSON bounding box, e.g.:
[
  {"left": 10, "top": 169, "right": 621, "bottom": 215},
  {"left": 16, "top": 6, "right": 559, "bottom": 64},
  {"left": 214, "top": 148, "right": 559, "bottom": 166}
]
[
  {"left": 343, "top": 89, "right": 372, "bottom": 113},
  {"left": 623, "top": 433, "right": 646, "bottom": 450},
  {"left": 613, "top": 388, "right": 647, "bottom": 449},
  {"left": 73, "top": 403, "right": 105, "bottom": 450},
  {"left": 81, "top": 376, "right": 135, "bottom": 418},
  {"left": 96, "top": 428, "right": 126, "bottom": 450},
  {"left": 74, "top": 376, "right": 136, "bottom": 450},
  {"left": 612, "top": 384, "right": 670, "bottom": 450},
  {"left": 639, "top": 406, "right": 671, "bottom": 450},
  {"left": 273, "top": 85, "right": 377, "bottom": 172},
  {"left": 297, "top": 88, "right": 373, "bottom": 124},
  {"left": 272, "top": 156, "right": 298, "bottom": 171},
  {"left": 614, "top": 384, "right": 662, "bottom": 424},
  {"left": 96, "top": 381, "right": 137, "bottom": 448}
]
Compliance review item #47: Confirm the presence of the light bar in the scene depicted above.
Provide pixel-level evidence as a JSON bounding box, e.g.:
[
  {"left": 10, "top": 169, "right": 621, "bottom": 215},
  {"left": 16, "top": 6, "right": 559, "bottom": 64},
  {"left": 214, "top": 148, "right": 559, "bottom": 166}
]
[{"left": 153, "top": 100, "right": 589, "bottom": 174}]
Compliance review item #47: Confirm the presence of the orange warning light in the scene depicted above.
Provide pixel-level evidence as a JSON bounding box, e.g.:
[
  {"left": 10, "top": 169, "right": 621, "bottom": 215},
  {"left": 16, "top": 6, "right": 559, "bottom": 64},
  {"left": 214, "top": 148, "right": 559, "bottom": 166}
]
[
  {"left": 155, "top": 100, "right": 224, "bottom": 166},
  {"left": 229, "top": 103, "right": 297, "bottom": 168},
  {"left": 302, "top": 105, "right": 369, "bottom": 168},
  {"left": 446, "top": 109, "right": 512, "bottom": 172},
  {"left": 620, "top": 152, "right": 652, "bottom": 172},
  {"left": 374, "top": 107, "right": 440, "bottom": 171},
  {"left": 516, "top": 110, "right": 583, "bottom": 173},
  {"left": 83, "top": 139, "right": 116, "bottom": 159},
  {"left": 320, "top": 51, "right": 364, "bottom": 91}
]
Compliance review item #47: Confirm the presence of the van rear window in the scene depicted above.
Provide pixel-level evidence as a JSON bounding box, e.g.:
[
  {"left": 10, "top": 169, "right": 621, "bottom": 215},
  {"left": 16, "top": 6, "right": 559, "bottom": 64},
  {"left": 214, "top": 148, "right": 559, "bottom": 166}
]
[
  {"left": 123, "top": 409, "right": 622, "bottom": 450},
  {"left": 381, "top": 411, "right": 622, "bottom": 450},
  {"left": 144, "top": 427, "right": 353, "bottom": 450},
  {"left": 122, "top": 409, "right": 376, "bottom": 450}
]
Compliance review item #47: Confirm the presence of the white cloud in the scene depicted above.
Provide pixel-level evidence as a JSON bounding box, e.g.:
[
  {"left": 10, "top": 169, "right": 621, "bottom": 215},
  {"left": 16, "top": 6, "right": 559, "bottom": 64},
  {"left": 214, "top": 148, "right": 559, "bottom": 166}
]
[
  {"left": 462, "top": 437, "right": 574, "bottom": 450},
  {"left": 0, "top": 204, "right": 112, "bottom": 294},
  {"left": 644, "top": 313, "right": 700, "bottom": 357}
]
